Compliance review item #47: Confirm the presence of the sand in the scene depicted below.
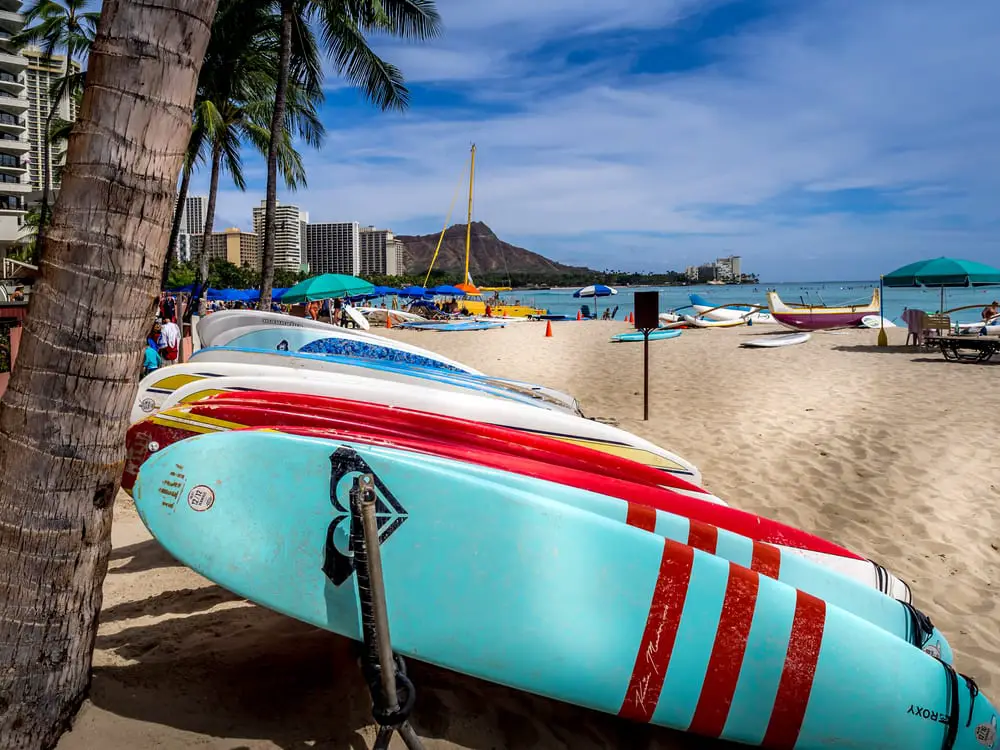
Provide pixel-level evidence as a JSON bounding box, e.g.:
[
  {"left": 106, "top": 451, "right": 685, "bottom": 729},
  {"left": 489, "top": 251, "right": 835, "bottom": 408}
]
[{"left": 58, "top": 322, "right": 1000, "bottom": 750}]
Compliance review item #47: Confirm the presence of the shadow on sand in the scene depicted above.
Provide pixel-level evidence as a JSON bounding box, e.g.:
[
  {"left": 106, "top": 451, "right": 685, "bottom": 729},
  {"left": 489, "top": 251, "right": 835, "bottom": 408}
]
[{"left": 88, "top": 592, "right": 733, "bottom": 750}]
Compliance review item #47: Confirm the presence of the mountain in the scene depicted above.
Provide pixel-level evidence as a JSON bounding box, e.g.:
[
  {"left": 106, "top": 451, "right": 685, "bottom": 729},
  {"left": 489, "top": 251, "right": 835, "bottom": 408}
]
[{"left": 396, "top": 222, "right": 594, "bottom": 279}]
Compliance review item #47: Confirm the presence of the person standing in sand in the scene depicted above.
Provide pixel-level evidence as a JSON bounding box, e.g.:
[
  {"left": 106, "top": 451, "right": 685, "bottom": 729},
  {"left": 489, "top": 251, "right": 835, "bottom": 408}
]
[{"left": 159, "top": 317, "right": 180, "bottom": 364}]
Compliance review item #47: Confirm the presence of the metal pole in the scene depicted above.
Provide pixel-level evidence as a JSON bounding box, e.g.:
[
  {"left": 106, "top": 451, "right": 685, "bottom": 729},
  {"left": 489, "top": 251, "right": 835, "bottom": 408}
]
[
  {"left": 643, "top": 330, "right": 650, "bottom": 421},
  {"left": 351, "top": 474, "right": 424, "bottom": 750},
  {"left": 357, "top": 477, "right": 400, "bottom": 710}
]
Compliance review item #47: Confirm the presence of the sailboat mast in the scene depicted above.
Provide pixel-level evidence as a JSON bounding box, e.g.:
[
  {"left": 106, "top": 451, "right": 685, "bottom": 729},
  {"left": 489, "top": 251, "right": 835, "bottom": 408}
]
[{"left": 464, "top": 144, "right": 476, "bottom": 285}]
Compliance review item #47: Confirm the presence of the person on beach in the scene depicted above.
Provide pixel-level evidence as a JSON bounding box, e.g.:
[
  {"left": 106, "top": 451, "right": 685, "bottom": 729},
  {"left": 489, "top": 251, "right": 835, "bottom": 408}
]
[
  {"left": 159, "top": 317, "right": 180, "bottom": 364},
  {"left": 333, "top": 297, "right": 344, "bottom": 325},
  {"left": 982, "top": 301, "right": 999, "bottom": 322}
]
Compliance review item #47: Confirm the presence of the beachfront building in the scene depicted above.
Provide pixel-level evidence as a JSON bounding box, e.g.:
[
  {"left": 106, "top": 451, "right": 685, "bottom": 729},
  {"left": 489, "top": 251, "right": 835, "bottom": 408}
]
[
  {"left": 22, "top": 45, "right": 80, "bottom": 194},
  {"left": 0, "top": 2, "right": 29, "bottom": 258},
  {"left": 685, "top": 265, "right": 699, "bottom": 282},
  {"left": 173, "top": 193, "right": 207, "bottom": 261},
  {"left": 189, "top": 227, "right": 261, "bottom": 271},
  {"left": 359, "top": 226, "right": 405, "bottom": 276},
  {"left": 305, "top": 221, "right": 360, "bottom": 276},
  {"left": 252, "top": 200, "right": 308, "bottom": 273},
  {"left": 716, "top": 255, "right": 742, "bottom": 282}
]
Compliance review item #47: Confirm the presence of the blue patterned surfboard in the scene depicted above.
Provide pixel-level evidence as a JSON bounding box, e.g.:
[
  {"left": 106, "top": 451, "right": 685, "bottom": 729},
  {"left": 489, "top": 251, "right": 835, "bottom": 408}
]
[{"left": 135, "top": 431, "right": 997, "bottom": 749}]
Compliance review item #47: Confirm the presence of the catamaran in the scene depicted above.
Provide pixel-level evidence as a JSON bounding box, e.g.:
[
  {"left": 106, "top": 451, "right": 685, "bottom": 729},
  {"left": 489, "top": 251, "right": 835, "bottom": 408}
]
[{"left": 425, "top": 145, "right": 546, "bottom": 318}]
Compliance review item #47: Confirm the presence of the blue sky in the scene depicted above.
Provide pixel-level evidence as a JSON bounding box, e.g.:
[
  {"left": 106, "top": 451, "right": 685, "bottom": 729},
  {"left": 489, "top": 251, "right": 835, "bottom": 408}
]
[{"left": 198, "top": 0, "right": 1000, "bottom": 281}]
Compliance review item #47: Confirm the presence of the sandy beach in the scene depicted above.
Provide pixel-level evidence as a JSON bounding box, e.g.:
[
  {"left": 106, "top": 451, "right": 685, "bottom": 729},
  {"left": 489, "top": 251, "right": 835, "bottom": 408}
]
[{"left": 58, "top": 321, "right": 1000, "bottom": 750}]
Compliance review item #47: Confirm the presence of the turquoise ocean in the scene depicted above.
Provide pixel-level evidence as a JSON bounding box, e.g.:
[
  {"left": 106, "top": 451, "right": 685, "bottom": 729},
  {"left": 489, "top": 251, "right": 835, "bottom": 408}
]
[{"left": 495, "top": 282, "right": 999, "bottom": 323}]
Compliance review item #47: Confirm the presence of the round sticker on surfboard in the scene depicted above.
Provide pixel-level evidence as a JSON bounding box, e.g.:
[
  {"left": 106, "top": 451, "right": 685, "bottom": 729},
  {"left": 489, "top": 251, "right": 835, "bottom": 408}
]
[{"left": 187, "top": 485, "right": 215, "bottom": 512}]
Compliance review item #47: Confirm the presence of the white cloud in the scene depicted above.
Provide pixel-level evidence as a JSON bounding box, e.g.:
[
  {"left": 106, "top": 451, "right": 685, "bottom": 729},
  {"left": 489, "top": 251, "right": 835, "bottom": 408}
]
[{"left": 193, "top": 0, "right": 1000, "bottom": 280}]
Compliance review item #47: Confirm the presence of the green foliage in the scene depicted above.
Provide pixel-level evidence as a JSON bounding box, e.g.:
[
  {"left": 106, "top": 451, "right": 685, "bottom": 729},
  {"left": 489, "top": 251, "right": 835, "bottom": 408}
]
[{"left": 164, "top": 261, "right": 308, "bottom": 291}]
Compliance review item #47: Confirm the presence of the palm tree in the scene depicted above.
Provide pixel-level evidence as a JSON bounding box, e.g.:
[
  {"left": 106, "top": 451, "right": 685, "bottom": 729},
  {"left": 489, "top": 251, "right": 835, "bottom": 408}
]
[
  {"left": 12, "top": 0, "right": 100, "bottom": 254},
  {"left": 0, "top": 1, "right": 219, "bottom": 746},
  {"left": 258, "top": 0, "right": 442, "bottom": 310},
  {"left": 163, "top": 0, "right": 324, "bottom": 300}
]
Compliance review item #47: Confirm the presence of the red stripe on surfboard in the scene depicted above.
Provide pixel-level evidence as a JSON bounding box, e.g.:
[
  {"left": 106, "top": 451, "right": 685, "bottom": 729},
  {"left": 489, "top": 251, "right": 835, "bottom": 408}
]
[
  {"left": 687, "top": 563, "right": 760, "bottom": 737},
  {"left": 619, "top": 542, "right": 695, "bottom": 723},
  {"left": 750, "top": 541, "right": 782, "bottom": 579},
  {"left": 761, "top": 591, "right": 826, "bottom": 748},
  {"left": 687, "top": 521, "right": 718, "bottom": 554},
  {"left": 626, "top": 503, "right": 657, "bottom": 532}
]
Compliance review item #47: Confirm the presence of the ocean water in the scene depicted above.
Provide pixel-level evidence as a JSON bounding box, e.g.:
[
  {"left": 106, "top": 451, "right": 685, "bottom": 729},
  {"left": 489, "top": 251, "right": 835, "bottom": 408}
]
[{"left": 495, "top": 282, "right": 1000, "bottom": 324}]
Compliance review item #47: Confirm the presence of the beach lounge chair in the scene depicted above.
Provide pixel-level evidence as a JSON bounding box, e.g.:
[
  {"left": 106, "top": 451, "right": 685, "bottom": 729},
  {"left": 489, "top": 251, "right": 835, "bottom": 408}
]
[
  {"left": 580, "top": 304, "right": 592, "bottom": 319},
  {"left": 929, "top": 335, "right": 1000, "bottom": 363},
  {"left": 902, "top": 308, "right": 924, "bottom": 346}
]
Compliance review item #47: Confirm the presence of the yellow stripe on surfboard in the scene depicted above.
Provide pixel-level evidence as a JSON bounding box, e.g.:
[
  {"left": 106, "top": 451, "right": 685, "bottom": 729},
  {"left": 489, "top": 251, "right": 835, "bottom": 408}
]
[
  {"left": 148, "top": 373, "right": 207, "bottom": 393},
  {"left": 543, "top": 435, "right": 687, "bottom": 473}
]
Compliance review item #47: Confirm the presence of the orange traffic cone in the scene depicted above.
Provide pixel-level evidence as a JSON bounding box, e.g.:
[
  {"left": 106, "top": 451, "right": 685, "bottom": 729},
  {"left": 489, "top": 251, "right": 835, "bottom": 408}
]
[
  {"left": 385, "top": 312, "right": 392, "bottom": 329},
  {"left": 576, "top": 310, "right": 582, "bottom": 321},
  {"left": 545, "top": 320, "right": 553, "bottom": 337}
]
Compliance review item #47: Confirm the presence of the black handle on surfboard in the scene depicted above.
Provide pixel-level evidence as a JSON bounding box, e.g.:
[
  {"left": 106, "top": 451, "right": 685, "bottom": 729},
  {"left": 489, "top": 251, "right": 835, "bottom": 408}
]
[{"left": 350, "top": 473, "right": 424, "bottom": 750}]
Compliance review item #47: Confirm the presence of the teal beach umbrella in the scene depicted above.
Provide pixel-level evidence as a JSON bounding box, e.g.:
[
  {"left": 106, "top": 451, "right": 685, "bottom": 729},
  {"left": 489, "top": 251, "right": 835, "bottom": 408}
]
[
  {"left": 280, "top": 274, "right": 374, "bottom": 304},
  {"left": 883, "top": 257, "right": 1000, "bottom": 315}
]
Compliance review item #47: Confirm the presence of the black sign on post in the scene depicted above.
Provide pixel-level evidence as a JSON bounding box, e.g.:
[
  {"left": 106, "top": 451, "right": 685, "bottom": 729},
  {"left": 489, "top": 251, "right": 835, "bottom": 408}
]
[{"left": 632, "top": 291, "right": 660, "bottom": 421}]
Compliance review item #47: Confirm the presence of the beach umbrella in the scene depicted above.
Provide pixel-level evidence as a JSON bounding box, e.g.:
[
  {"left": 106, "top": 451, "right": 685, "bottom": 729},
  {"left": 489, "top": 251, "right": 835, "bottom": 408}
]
[
  {"left": 272, "top": 287, "right": 289, "bottom": 302},
  {"left": 373, "top": 286, "right": 402, "bottom": 296},
  {"left": 879, "top": 257, "right": 1000, "bottom": 345},
  {"left": 883, "top": 257, "right": 1000, "bottom": 289},
  {"left": 281, "top": 274, "right": 374, "bottom": 304},
  {"left": 573, "top": 284, "right": 618, "bottom": 317},
  {"left": 400, "top": 286, "right": 429, "bottom": 298},
  {"left": 427, "top": 284, "right": 467, "bottom": 297}
]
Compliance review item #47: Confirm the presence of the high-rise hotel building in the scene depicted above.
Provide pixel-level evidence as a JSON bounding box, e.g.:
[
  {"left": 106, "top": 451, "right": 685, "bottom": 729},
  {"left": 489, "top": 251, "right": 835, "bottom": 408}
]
[
  {"left": 253, "top": 200, "right": 308, "bottom": 273},
  {"left": 0, "top": 1, "right": 29, "bottom": 256},
  {"left": 305, "top": 221, "right": 361, "bottom": 276},
  {"left": 22, "top": 44, "right": 80, "bottom": 193}
]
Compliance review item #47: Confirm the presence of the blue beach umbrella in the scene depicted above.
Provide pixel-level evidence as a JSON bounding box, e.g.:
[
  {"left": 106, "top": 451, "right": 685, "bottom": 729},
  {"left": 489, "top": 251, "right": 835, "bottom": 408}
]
[
  {"left": 400, "top": 286, "right": 429, "bottom": 298},
  {"left": 427, "top": 284, "right": 467, "bottom": 297},
  {"left": 573, "top": 284, "right": 618, "bottom": 317}
]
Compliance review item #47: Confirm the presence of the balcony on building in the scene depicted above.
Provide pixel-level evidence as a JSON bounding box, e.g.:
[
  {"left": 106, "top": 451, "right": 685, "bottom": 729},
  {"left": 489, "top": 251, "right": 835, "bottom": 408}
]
[
  {"left": 0, "top": 130, "right": 28, "bottom": 153},
  {"left": 0, "top": 108, "right": 22, "bottom": 136},
  {"left": 0, "top": 8, "right": 24, "bottom": 37}
]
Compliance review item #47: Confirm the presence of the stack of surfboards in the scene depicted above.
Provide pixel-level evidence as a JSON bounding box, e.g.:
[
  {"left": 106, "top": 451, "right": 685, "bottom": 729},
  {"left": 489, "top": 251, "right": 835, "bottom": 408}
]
[{"left": 124, "top": 309, "right": 996, "bottom": 748}]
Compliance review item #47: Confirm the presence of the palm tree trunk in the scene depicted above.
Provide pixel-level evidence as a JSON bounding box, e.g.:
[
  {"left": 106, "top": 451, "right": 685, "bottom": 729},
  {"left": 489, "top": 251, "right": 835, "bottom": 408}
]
[
  {"left": 161, "top": 158, "right": 194, "bottom": 290},
  {"left": 0, "top": 2, "right": 217, "bottom": 748},
  {"left": 259, "top": 0, "right": 293, "bottom": 311},
  {"left": 197, "top": 140, "right": 222, "bottom": 315}
]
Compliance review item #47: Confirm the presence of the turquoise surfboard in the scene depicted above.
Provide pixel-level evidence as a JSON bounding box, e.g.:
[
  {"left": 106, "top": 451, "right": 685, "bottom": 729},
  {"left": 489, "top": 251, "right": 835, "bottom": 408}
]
[
  {"left": 135, "top": 431, "right": 996, "bottom": 749},
  {"left": 611, "top": 329, "right": 683, "bottom": 343}
]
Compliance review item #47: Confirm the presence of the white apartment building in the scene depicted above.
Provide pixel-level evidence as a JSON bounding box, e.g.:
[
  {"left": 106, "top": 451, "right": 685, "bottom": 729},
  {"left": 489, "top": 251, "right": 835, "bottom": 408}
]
[
  {"left": 22, "top": 45, "right": 80, "bottom": 193},
  {"left": 359, "top": 226, "right": 405, "bottom": 277},
  {"left": 173, "top": 194, "right": 207, "bottom": 261},
  {"left": 0, "top": 1, "right": 30, "bottom": 256},
  {"left": 715, "top": 255, "right": 742, "bottom": 282},
  {"left": 252, "top": 200, "right": 308, "bottom": 272},
  {"left": 305, "top": 221, "right": 360, "bottom": 276}
]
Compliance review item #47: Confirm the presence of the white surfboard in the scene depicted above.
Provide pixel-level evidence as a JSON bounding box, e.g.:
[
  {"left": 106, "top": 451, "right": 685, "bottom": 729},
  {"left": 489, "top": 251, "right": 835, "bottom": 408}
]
[
  {"left": 861, "top": 315, "right": 897, "bottom": 329},
  {"left": 157, "top": 374, "right": 710, "bottom": 491},
  {"left": 741, "top": 332, "right": 811, "bottom": 348},
  {"left": 131, "top": 359, "right": 568, "bottom": 426},
  {"left": 206, "top": 323, "right": 480, "bottom": 375},
  {"left": 189, "top": 347, "right": 582, "bottom": 416},
  {"left": 198, "top": 309, "right": 371, "bottom": 349},
  {"left": 343, "top": 305, "right": 370, "bottom": 331}
]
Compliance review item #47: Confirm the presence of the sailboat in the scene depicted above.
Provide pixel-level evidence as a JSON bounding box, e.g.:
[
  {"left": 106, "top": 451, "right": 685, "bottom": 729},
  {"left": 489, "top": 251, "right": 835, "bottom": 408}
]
[{"left": 424, "top": 145, "right": 547, "bottom": 318}]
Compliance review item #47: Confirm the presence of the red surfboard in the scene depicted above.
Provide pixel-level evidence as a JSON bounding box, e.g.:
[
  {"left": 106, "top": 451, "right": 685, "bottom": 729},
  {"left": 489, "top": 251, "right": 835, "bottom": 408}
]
[
  {"left": 202, "top": 391, "right": 712, "bottom": 495},
  {"left": 126, "top": 401, "right": 862, "bottom": 561}
]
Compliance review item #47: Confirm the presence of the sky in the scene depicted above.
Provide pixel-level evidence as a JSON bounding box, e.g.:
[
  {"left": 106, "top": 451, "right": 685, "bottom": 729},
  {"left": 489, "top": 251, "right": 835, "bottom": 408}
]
[{"left": 194, "top": 0, "right": 1000, "bottom": 281}]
